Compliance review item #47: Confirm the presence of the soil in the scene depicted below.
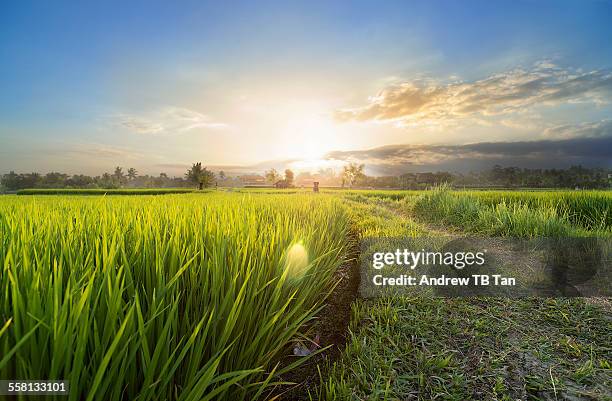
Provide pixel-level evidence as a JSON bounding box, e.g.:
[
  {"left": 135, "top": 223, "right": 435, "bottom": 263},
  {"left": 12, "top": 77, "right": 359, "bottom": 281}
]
[{"left": 272, "top": 233, "right": 361, "bottom": 400}]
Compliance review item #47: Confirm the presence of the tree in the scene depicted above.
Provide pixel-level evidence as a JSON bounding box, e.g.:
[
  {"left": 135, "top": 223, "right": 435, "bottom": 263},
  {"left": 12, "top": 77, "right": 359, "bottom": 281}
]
[
  {"left": 186, "top": 163, "right": 204, "bottom": 189},
  {"left": 67, "top": 174, "right": 94, "bottom": 188},
  {"left": 284, "top": 169, "right": 294, "bottom": 186},
  {"left": 113, "top": 166, "right": 127, "bottom": 186},
  {"left": 342, "top": 163, "right": 365, "bottom": 188},
  {"left": 201, "top": 168, "right": 216, "bottom": 188},
  {"left": 127, "top": 168, "right": 138, "bottom": 181},
  {"left": 1, "top": 171, "right": 21, "bottom": 190},
  {"left": 265, "top": 168, "right": 280, "bottom": 184},
  {"left": 99, "top": 172, "right": 118, "bottom": 189},
  {"left": 186, "top": 162, "right": 215, "bottom": 190},
  {"left": 218, "top": 170, "right": 226, "bottom": 180}
]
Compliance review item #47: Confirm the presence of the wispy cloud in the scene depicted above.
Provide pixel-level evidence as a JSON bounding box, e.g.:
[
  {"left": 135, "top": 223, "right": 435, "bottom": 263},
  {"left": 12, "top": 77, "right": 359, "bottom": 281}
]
[
  {"left": 334, "top": 62, "right": 612, "bottom": 129},
  {"left": 115, "top": 107, "right": 228, "bottom": 135},
  {"left": 69, "top": 143, "right": 146, "bottom": 160},
  {"left": 543, "top": 119, "right": 612, "bottom": 139}
]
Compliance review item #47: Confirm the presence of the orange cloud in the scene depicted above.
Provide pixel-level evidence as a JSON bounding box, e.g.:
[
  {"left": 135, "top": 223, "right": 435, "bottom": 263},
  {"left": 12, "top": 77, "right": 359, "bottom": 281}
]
[{"left": 334, "top": 63, "right": 612, "bottom": 127}]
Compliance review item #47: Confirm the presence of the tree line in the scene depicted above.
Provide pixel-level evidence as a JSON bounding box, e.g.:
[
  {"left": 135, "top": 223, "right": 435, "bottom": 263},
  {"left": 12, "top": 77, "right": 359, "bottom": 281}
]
[
  {"left": 1, "top": 164, "right": 610, "bottom": 191},
  {"left": 435, "top": 165, "right": 611, "bottom": 189},
  {"left": 0, "top": 164, "right": 218, "bottom": 191}
]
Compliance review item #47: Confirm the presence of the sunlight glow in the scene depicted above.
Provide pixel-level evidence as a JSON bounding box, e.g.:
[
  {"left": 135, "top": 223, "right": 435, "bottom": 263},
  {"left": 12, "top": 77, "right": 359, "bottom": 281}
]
[
  {"left": 280, "top": 114, "right": 342, "bottom": 160},
  {"left": 288, "top": 158, "right": 344, "bottom": 172},
  {"left": 285, "top": 242, "right": 309, "bottom": 279}
]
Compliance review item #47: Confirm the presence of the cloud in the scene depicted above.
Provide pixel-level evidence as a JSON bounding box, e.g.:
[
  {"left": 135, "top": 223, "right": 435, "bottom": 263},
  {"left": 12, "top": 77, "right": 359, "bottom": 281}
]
[
  {"left": 70, "top": 144, "right": 145, "bottom": 160},
  {"left": 116, "top": 107, "right": 228, "bottom": 135},
  {"left": 118, "top": 117, "right": 164, "bottom": 134},
  {"left": 334, "top": 62, "right": 612, "bottom": 127},
  {"left": 323, "top": 134, "right": 612, "bottom": 175},
  {"left": 543, "top": 119, "right": 612, "bottom": 139}
]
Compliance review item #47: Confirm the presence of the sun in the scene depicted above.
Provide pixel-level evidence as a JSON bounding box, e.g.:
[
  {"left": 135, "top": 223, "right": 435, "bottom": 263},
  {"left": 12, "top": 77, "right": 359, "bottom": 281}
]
[
  {"left": 288, "top": 158, "right": 344, "bottom": 172},
  {"left": 281, "top": 114, "right": 341, "bottom": 161}
]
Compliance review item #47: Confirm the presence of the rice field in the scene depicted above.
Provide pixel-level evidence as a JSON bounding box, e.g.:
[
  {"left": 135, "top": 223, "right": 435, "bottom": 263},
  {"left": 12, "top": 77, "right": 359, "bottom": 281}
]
[
  {"left": 0, "top": 193, "right": 349, "bottom": 400},
  {"left": 465, "top": 190, "right": 612, "bottom": 231},
  {"left": 408, "top": 188, "right": 612, "bottom": 236},
  {"left": 0, "top": 188, "right": 610, "bottom": 400}
]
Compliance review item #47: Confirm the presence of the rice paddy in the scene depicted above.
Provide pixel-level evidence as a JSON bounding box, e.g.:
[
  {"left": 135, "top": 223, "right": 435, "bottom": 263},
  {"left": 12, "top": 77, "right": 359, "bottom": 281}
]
[
  {"left": 0, "top": 193, "right": 349, "bottom": 400},
  {"left": 0, "top": 189, "right": 610, "bottom": 400}
]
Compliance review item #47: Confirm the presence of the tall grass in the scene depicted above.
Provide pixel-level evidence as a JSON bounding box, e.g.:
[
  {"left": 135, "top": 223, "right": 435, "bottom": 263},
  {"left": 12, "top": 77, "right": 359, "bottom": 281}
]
[
  {"left": 0, "top": 193, "right": 349, "bottom": 400},
  {"left": 411, "top": 188, "right": 587, "bottom": 237},
  {"left": 342, "top": 197, "right": 426, "bottom": 238},
  {"left": 339, "top": 188, "right": 612, "bottom": 233},
  {"left": 465, "top": 190, "right": 612, "bottom": 231}
]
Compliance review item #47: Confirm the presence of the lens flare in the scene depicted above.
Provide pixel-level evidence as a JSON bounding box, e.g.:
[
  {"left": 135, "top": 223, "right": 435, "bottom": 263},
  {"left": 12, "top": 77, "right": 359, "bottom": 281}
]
[{"left": 285, "top": 242, "right": 309, "bottom": 278}]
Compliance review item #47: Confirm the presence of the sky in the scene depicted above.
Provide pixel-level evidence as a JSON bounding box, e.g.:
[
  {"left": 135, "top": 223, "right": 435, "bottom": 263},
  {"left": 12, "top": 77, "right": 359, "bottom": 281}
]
[{"left": 1, "top": 0, "right": 611, "bottom": 176}]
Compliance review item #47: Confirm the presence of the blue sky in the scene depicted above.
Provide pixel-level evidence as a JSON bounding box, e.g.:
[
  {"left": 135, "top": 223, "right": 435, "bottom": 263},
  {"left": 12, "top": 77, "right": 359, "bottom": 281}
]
[{"left": 1, "top": 0, "right": 611, "bottom": 175}]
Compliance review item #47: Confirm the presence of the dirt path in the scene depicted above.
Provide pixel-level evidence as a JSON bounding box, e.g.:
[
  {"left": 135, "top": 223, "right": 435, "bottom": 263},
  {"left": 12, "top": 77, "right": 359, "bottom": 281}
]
[
  {"left": 275, "top": 233, "right": 361, "bottom": 400},
  {"left": 276, "top": 198, "right": 610, "bottom": 400}
]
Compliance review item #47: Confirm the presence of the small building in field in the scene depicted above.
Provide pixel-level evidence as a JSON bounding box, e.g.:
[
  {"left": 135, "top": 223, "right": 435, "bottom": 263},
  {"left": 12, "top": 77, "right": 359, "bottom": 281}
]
[
  {"left": 241, "top": 174, "right": 269, "bottom": 187},
  {"left": 274, "top": 180, "right": 291, "bottom": 189}
]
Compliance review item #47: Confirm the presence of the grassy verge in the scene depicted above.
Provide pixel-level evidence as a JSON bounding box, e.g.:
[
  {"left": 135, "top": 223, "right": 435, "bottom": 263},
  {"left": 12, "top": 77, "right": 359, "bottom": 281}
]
[{"left": 316, "top": 297, "right": 611, "bottom": 400}]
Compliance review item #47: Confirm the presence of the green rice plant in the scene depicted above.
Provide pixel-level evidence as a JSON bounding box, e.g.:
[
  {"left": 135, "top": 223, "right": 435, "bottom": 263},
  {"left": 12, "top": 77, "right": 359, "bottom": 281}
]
[
  {"left": 412, "top": 188, "right": 584, "bottom": 237},
  {"left": 0, "top": 193, "right": 349, "bottom": 400},
  {"left": 463, "top": 190, "right": 612, "bottom": 231},
  {"left": 342, "top": 197, "right": 426, "bottom": 238},
  {"left": 484, "top": 201, "right": 571, "bottom": 237}
]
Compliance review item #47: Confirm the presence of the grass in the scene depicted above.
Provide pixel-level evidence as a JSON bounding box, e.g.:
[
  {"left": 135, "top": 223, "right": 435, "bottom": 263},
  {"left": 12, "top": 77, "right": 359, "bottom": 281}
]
[
  {"left": 408, "top": 187, "right": 612, "bottom": 237},
  {"left": 0, "top": 193, "right": 349, "bottom": 400},
  {"left": 314, "top": 188, "right": 611, "bottom": 400},
  {"left": 468, "top": 190, "right": 612, "bottom": 231},
  {"left": 316, "top": 297, "right": 611, "bottom": 400},
  {"left": 342, "top": 196, "right": 426, "bottom": 238}
]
